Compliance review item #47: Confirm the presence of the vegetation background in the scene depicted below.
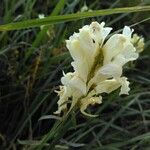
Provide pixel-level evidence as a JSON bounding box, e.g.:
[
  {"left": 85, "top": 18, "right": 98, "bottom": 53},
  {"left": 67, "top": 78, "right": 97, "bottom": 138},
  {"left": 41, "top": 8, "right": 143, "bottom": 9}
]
[{"left": 0, "top": 0, "right": 150, "bottom": 149}]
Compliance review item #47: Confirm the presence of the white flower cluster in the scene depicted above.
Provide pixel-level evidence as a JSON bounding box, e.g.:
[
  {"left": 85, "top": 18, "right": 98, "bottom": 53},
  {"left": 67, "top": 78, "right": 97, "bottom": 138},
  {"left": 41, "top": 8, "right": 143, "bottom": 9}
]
[{"left": 54, "top": 22, "right": 142, "bottom": 117}]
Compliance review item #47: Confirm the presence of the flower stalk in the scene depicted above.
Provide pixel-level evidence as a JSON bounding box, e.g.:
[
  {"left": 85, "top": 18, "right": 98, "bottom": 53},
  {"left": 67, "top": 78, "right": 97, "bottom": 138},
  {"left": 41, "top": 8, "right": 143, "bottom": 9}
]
[{"left": 37, "top": 21, "right": 145, "bottom": 150}]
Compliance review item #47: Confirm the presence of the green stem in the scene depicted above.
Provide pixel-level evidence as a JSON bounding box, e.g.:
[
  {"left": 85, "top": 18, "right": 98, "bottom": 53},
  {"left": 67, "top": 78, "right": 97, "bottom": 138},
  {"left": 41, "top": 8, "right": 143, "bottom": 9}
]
[{"left": 36, "top": 108, "right": 74, "bottom": 150}]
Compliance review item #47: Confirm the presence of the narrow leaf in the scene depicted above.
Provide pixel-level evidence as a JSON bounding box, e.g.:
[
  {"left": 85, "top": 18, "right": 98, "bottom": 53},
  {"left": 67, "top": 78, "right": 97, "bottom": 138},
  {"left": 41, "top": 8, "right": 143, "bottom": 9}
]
[{"left": 0, "top": 6, "right": 150, "bottom": 31}]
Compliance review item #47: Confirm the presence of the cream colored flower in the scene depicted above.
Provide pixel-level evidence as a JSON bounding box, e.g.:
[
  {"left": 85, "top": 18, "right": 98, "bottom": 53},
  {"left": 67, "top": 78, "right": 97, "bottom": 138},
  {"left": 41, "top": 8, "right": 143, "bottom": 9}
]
[{"left": 54, "top": 22, "right": 142, "bottom": 117}]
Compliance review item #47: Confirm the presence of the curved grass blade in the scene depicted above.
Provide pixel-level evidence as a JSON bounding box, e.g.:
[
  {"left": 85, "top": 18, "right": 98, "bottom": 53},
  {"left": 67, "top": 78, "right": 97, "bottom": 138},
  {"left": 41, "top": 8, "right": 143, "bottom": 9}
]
[{"left": 0, "top": 6, "right": 150, "bottom": 31}]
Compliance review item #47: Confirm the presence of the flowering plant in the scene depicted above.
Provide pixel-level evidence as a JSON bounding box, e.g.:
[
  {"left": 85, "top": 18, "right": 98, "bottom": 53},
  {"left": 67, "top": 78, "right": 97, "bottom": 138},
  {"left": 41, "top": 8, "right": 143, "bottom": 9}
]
[{"left": 54, "top": 22, "right": 144, "bottom": 117}]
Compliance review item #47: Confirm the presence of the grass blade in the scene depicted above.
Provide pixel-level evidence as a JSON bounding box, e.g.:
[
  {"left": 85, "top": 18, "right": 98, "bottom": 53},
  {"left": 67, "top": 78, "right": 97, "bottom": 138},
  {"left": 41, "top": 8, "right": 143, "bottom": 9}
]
[{"left": 0, "top": 6, "right": 150, "bottom": 31}]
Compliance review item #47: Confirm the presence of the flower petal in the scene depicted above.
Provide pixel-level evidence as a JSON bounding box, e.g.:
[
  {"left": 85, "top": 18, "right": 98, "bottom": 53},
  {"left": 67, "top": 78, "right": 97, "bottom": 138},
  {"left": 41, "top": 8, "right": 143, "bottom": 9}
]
[
  {"left": 112, "top": 44, "right": 139, "bottom": 66},
  {"left": 103, "top": 34, "right": 128, "bottom": 64},
  {"left": 61, "top": 72, "right": 86, "bottom": 95},
  {"left": 122, "top": 26, "right": 134, "bottom": 39},
  {"left": 66, "top": 35, "right": 92, "bottom": 81},
  {"left": 95, "top": 79, "right": 121, "bottom": 94},
  {"left": 80, "top": 96, "right": 102, "bottom": 117},
  {"left": 98, "top": 63, "right": 122, "bottom": 78},
  {"left": 95, "top": 77, "right": 130, "bottom": 95},
  {"left": 61, "top": 72, "right": 74, "bottom": 85},
  {"left": 103, "top": 33, "right": 138, "bottom": 67},
  {"left": 70, "top": 76, "right": 87, "bottom": 95},
  {"left": 118, "top": 77, "right": 130, "bottom": 95},
  {"left": 89, "top": 22, "right": 112, "bottom": 46},
  {"left": 54, "top": 86, "right": 72, "bottom": 114}
]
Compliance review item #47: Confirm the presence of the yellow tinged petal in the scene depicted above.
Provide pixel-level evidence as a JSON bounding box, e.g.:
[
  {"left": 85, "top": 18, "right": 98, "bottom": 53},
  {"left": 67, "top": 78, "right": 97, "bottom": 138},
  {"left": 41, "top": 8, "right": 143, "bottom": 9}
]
[
  {"left": 95, "top": 79, "right": 121, "bottom": 94},
  {"left": 80, "top": 96, "right": 102, "bottom": 117}
]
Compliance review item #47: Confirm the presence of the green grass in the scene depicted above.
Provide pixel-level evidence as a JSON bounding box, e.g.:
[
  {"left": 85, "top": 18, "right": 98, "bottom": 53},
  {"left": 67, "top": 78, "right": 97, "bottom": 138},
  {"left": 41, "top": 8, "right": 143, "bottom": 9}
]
[
  {"left": 0, "top": 0, "right": 150, "bottom": 150},
  {"left": 0, "top": 6, "right": 150, "bottom": 31}
]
